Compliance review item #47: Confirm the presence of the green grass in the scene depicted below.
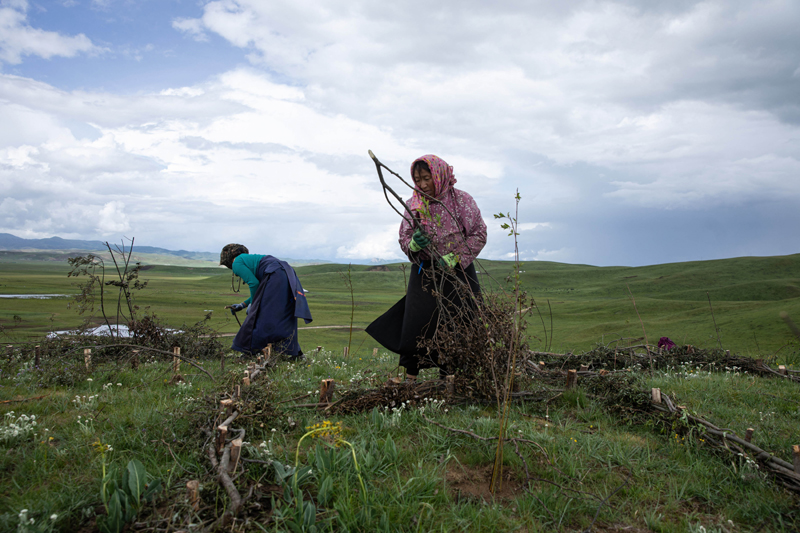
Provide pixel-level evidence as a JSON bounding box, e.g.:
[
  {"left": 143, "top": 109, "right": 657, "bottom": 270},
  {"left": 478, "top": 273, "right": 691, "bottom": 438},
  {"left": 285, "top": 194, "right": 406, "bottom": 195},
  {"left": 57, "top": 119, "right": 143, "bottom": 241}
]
[
  {"left": 2, "top": 253, "right": 800, "bottom": 354},
  {"left": 1, "top": 252, "right": 799, "bottom": 530},
  {"left": 1, "top": 349, "right": 797, "bottom": 531}
]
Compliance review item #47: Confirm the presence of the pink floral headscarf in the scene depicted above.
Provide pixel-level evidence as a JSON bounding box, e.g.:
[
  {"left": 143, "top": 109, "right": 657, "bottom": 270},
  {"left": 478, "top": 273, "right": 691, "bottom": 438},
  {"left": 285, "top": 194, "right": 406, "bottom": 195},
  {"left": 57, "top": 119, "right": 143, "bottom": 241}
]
[{"left": 407, "top": 155, "right": 457, "bottom": 212}]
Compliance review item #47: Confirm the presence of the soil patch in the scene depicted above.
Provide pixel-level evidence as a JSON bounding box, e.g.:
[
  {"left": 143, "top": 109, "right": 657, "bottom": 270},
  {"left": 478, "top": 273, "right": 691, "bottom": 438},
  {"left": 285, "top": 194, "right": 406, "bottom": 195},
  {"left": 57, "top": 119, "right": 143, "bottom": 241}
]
[{"left": 446, "top": 463, "right": 526, "bottom": 502}]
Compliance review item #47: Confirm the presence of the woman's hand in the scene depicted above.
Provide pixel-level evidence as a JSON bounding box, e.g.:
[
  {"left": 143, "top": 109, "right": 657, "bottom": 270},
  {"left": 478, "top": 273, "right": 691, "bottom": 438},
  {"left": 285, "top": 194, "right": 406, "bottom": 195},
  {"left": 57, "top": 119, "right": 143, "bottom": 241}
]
[
  {"left": 229, "top": 302, "right": 248, "bottom": 313},
  {"left": 409, "top": 229, "right": 431, "bottom": 252},
  {"left": 439, "top": 253, "right": 459, "bottom": 268}
]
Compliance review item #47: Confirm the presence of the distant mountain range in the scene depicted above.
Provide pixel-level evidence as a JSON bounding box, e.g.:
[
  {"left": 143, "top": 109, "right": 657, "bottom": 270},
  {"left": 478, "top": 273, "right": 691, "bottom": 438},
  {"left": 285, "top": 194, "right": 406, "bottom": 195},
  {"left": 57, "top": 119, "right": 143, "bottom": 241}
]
[
  {"left": 0, "top": 233, "right": 219, "bottom": 261},
  {"left": 0, "top": 233, "right": 334, "bottom": 266}
]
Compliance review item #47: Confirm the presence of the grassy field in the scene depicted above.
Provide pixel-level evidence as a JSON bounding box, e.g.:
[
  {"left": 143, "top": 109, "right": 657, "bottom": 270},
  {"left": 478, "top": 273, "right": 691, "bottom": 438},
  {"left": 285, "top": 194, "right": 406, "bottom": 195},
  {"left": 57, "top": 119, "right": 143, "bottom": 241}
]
[
  {"left": 1, "top": 347, "right": 798, "bottom": 532},
  {"left": 1, "top": 253, "right": 799, "bottom": 532},
  {"left": 1, "top": 252, "right": 799, "bottom": 357}
]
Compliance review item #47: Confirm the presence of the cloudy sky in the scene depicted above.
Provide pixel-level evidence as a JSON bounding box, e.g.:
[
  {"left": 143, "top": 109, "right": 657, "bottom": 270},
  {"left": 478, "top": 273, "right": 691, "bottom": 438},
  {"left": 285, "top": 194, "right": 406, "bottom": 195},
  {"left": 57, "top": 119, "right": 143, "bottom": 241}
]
[{"left": 1, "top": 0, "right": 798, "bottom": 266}]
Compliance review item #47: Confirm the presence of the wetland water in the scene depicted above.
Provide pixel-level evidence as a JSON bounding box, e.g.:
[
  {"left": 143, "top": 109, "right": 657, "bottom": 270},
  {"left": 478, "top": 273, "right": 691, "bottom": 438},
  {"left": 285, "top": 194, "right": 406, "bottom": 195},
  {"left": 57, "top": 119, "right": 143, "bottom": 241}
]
[{"left": 0, "top": 294, "right": 69, "bottom": 299}]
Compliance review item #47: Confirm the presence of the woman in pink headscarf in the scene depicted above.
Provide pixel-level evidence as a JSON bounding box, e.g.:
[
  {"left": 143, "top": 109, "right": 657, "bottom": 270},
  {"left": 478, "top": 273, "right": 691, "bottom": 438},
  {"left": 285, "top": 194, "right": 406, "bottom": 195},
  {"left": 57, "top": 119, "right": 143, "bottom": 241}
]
[{"left": 366, "top": 154, "right": 487, "bottom": 382}]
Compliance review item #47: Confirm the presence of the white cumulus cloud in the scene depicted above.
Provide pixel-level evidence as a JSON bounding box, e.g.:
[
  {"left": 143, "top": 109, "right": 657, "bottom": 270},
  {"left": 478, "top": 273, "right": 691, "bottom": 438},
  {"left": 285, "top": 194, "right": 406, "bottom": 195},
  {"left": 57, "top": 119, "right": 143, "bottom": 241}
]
[
  {"left": 0, "top": 0, "right": 99, "bottom": 64},
  {"left": 97, "top": 201, "right": 130, "bottom": 234}
]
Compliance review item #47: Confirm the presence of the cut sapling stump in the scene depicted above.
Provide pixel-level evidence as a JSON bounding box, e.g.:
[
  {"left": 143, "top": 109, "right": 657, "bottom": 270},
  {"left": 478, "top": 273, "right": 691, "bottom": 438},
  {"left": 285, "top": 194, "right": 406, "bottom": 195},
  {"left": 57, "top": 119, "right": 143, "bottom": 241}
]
[
  {"left": 216, "top": 426, "right": 228, "bottom": 455},
  {"left": 319, "top": 379, "right": 335, "bottom": 406},
  {"left": 170, "top": 346, "right": 183, "bottom": 383},
  {"left": 84, "top": 348, "right": 91, "bottom": 370},
  {"left": 651, "top": 388, "right": 661, "bottom": 404},
  {"left": 229, "top": 439, "right": 242, "bottom": 473},
  {"left": 186, "top": 480, "right": 200, "bottom": 511},
  {"left": 220, "top": 399, "right": 234, "bottom": 417},
  {"left": 566, "top": 369, "right": 577, "bottom": 389},
  {"left": 794, "top": 445, "right": 800, "bottom": 474}
]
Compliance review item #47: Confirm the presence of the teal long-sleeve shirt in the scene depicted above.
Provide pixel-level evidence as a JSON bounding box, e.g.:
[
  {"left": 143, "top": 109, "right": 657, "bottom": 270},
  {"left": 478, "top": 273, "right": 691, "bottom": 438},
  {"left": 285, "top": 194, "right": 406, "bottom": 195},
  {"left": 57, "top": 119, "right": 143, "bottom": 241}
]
[{"left": 232, "top": 254, "right": 265, "bottom": 305}]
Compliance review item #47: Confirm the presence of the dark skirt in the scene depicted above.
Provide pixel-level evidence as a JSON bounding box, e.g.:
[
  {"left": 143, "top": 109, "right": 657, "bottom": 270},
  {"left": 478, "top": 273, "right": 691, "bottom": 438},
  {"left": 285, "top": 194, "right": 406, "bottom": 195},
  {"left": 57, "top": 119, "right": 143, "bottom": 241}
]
[
  {"left": 232, "top": 257, "right": 302, "bottom": 356},
  {"left": 365, "top": 261, "right": 480, "bottom": 371}
]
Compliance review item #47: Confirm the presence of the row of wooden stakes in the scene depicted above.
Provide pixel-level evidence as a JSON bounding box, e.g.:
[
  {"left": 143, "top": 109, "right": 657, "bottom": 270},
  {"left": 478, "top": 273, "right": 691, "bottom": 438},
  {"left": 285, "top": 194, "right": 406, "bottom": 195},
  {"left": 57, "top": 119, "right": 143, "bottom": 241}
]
[{"left": 4, "top": 344, "right": 189, "bottom": 373}]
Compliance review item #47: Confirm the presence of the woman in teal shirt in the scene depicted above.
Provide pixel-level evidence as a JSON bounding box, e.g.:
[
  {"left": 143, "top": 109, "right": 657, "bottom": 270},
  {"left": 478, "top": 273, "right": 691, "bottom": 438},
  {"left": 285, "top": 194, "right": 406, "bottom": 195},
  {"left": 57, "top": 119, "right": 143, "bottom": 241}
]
[{"left": 220, "top": 244, "right": 312, "bottom": 357}]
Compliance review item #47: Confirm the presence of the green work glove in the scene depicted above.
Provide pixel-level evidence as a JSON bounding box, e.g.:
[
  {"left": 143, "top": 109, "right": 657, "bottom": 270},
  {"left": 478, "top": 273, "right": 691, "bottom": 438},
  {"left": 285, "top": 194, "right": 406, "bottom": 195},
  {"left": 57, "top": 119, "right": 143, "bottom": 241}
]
[
  {"left": 439, "top": 253, "right": 458, "bottom": 268},
  {"left": 408, "top": 229, "right": 431, "bottom": 252}
]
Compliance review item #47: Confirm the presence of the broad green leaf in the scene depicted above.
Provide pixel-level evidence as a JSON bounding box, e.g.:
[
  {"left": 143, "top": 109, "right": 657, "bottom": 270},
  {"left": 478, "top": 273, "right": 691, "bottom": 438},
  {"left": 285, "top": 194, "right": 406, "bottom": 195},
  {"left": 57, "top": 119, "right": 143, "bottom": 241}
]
[
  {"left": 127, "top": 459, "right": 147, "bottom": 505},
  {"left": 303, "top": 501, "right": 316, "bottom": 528},
  {"left": 106, "top": 491, "right": 124, "bottom": 533},
  {"left": 142, "top": 479, "right": 162, "bottom": 502}
]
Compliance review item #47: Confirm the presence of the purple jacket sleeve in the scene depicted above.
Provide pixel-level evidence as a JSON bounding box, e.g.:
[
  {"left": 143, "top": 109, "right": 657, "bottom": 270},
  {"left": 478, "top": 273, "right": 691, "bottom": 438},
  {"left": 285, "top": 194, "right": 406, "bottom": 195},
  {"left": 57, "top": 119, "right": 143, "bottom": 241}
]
[{"left": 454, "top": 191, "right": 487, "bottom": 268}]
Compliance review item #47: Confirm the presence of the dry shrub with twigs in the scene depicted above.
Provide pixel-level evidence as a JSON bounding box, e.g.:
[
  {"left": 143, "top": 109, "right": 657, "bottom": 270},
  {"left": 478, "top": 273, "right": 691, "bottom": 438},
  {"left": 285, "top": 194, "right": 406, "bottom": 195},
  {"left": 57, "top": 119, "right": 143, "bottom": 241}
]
[{"left": 418, "top": 272, "right": 530, "bottom": 403}]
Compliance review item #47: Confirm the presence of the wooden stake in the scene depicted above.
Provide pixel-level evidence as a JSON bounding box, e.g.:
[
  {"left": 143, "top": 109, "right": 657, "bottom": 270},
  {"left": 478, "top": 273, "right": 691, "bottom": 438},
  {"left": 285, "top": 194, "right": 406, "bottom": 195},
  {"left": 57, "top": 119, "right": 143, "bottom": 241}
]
[
  {"left": 744, "top": 428, "right": 754, "bottom": 443},
  {"left": 173, "top": 346, "right": 181, "bottom": 374},
  {"left": 267, "top": 344, "right": 272, "bottom": 358},
  {"left": 373, "top": 348, "right": 378, "bottom": 357},
  {"left": 319, "top": 379, "right": 335, "bottom": 405},
  {"left": 343, "top": 346, "right": 349, "bottom": 358},
  {"left": 242, "top": 377, "right": 250, "bottom": 387},
  {"left": 778, "top": 365, "right": 787, "bottom": 376},
  {"left": 566, "top": 369, "right": 577, "bottom": 389},
  {"left": 539, "top": 361, "right": 545, "bottom": 371},
  {"left": 579, "top": 364, "right": 589, "bottom": 372},
  {"left": 186, "top": 480, "right": 200, "bottom": 511},
  {"left": 793, "top": 445, "right": 800, "bottom": 474},
  {"left": 687, "top": 344, "right": 694, "bottom": 354},
  {"left": 651, "top": 388, "right": 662, "bottom": 404},
  {"left": 234, "top": 385, "right": 241, "bottom": 399},
  {"left": 317, "top": 346, "right": 322, "bottom": 354},
  {"left": 83, "top": 348, "right": 92, "bottom": 370},
  {"left": 220, "top": 399, "right": 234, "bottom": 417},
  {"left": 34, "top": 345, "right": 40, "bottom": 367},
  {"left": 131, "top": 349, "right": 139, "bottom": 370},
  {"left": 229, "top": 439, "right": 243, "bottom": 473},
  {"left": 215, "top": 425, "right": 228, "bottom": 454},
  {"left": 725, "top": 350, "right": 730, "bottom": 357},
  {"left": 445, "top": 375, "right": 455, "bottom": 396}
]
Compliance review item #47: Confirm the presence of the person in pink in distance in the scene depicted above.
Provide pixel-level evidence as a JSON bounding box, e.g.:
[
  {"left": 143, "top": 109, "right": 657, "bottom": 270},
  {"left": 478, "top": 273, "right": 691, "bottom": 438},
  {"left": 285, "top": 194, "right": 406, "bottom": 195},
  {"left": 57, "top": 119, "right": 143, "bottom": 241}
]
[{"left": 366, "top": 154, "right": 487, "bottom": 382}]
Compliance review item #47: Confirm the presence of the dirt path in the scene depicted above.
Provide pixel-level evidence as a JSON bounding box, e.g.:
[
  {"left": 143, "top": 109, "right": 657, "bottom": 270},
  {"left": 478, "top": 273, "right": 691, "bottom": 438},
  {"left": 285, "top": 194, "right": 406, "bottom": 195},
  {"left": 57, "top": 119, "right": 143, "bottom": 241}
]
[{"left": 215, "top": 325, "right": 356, "bottom": 337}]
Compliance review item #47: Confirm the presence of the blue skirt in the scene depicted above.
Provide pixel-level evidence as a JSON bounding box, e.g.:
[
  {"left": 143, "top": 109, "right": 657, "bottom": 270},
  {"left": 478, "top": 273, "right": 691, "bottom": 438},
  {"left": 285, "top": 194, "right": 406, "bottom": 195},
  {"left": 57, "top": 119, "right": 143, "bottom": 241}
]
[{"left": 232, "top": 257, "right": 303, "bottom": 356}]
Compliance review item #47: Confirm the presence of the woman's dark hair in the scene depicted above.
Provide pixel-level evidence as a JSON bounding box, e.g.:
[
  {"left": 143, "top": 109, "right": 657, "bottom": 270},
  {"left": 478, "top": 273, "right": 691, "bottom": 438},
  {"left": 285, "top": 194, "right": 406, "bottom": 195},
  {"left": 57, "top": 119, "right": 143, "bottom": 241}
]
[
  {"left": 412, "top": 160, "right": 430, "bottom": 174},
  {"left": 220, "top": 243, "right": 249, "bottom": 269}
]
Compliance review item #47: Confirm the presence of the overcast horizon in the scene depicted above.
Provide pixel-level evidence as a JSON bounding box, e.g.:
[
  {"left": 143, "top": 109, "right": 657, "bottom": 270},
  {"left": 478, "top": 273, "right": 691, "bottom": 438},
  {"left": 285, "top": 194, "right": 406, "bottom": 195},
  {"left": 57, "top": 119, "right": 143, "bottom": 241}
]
[{"left": 1, "top": 0, "right": 799, "bottom": 267}]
